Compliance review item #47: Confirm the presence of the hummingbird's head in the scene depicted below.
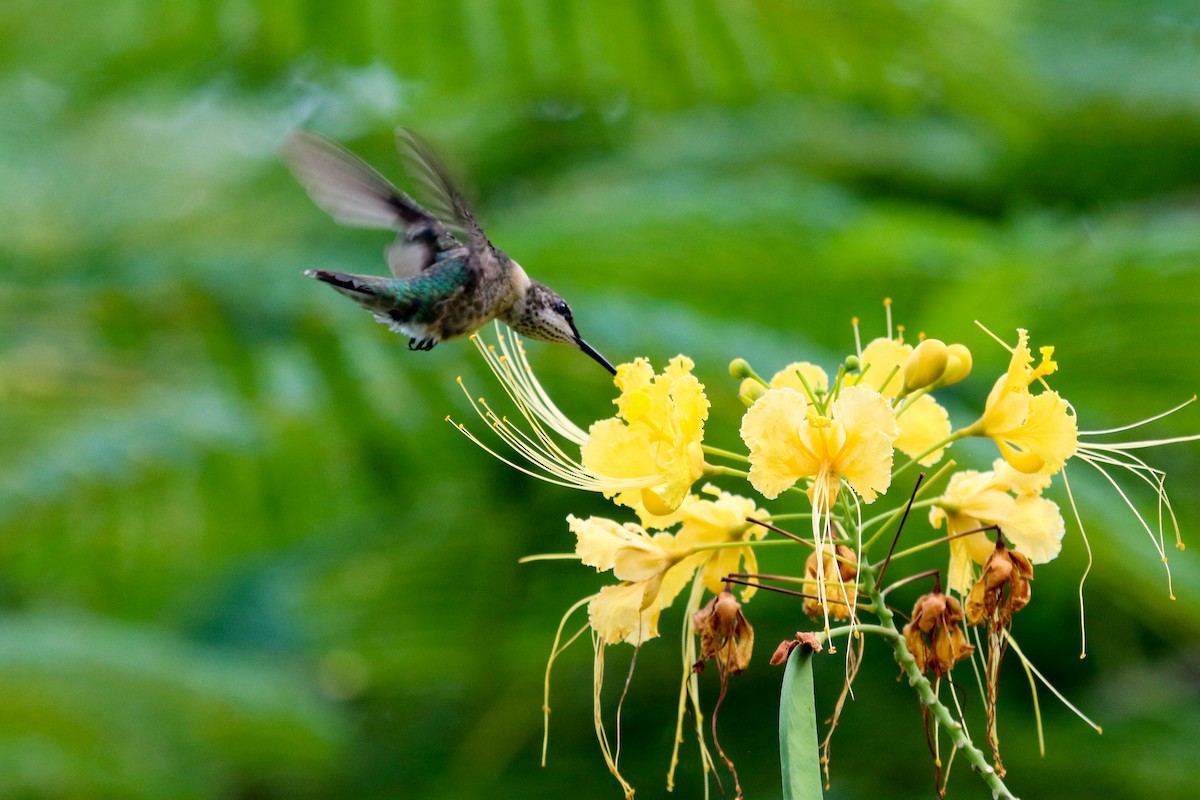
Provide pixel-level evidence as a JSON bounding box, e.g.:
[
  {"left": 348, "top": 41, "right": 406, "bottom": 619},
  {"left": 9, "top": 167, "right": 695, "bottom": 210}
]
[{"left": 505, "top": 282, "right": 617, "bottom": 375}]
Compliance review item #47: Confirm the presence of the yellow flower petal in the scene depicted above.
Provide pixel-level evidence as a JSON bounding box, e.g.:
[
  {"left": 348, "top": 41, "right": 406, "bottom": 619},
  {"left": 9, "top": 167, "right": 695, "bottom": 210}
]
[
  {"left": 938, "top": 470, "right": 1015, "bottom": 523},
  {"left": 894, "top": 393, "right": 952, "bottom": 466},
  {"left": 570, "top": 515, "right": 635, "bottom": 572},
  {"left": 1003, "top": 495, "right": 1065, "bottom": 564},
  {"left": 673, "top": 485, "right": 767, "bottom": 598},
  {"left": 589, "top": 582, "right": 661, "bottom": 645},
  {"left": 570, "top": 514, "right": 681, "bottom": 583},
  {"left": 828, "top": 385, "right": 899, "bottom": 503},
  {"left": 989, "top": 457, "right": 1052, "bottom": 497},
  {"left": 857, "top": 337, "right": 912, "bottom": 398},
  {"left": 769, "top": 362, "right": 829, "bottom": 395},
  {"left": 740, "top": 388, "right": 813, "bottom": 499}
]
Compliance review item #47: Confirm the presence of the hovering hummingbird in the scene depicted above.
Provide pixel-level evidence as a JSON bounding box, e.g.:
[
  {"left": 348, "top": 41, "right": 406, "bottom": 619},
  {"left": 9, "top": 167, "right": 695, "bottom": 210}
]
[{"left": 283, "top": 128, "right": 616, "bottom": 374}]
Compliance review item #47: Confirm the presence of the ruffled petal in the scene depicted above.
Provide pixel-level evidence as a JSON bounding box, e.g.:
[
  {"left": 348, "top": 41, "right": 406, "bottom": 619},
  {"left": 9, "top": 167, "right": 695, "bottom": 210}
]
[
  {"left": 740, "top": 388, "right": 814, "bottom": 499},
  {"left": 895, "top": 393, "right": 952, "bottom": 466}
]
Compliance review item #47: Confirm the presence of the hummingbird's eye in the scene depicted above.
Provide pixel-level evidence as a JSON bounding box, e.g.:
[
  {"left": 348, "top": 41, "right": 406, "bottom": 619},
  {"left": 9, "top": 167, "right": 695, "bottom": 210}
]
[{"left": 554, "top": 300, "right": 571, "bottom": 317}]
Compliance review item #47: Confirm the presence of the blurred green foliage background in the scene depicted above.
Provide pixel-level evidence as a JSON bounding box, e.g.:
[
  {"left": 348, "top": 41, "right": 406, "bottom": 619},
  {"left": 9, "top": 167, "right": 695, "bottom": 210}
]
[{"left": 3, "top": 1, "right": 1199, "bottom": 798}]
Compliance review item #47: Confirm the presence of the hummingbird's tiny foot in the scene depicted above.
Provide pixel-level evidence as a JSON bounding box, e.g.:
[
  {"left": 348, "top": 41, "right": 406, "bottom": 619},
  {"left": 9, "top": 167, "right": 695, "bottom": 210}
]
[{"left": 407, "top": 337, "right": 437, "bottom": 351}]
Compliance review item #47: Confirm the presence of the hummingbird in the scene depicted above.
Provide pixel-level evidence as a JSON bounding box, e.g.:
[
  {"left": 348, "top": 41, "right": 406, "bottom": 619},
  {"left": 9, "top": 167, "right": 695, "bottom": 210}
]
[{"left": 283, "top": 128, "right": 617, "bottom": 374}]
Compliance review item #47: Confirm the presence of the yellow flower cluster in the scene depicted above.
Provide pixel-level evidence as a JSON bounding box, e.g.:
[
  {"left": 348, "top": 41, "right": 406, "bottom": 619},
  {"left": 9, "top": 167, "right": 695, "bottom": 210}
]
[{"left": 452, "top": 313, "right": 1194, "bottom": 799}]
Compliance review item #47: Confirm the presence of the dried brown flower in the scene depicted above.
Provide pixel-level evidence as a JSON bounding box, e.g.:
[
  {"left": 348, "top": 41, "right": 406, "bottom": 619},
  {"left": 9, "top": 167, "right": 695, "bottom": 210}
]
[
  {"left": 965, "top": 540, "right": 1033, "bottom": 626},
  {"left": 693, "top": 590, "right": 754, "bottom": 674},
  {"left": 802, "top": 544, "right": 859, "bottom": 621},
  {"left": 903, "top": 591, "right": 975, "bottom": 678},
  {"left": 769, "top": 631, "right": 824, "bottom": 666}
]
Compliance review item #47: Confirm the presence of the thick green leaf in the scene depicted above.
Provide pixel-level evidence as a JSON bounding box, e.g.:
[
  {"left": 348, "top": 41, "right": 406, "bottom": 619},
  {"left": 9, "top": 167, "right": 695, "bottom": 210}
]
[{"left": 779, "top": 646, "right": 823, "bottom": 800}]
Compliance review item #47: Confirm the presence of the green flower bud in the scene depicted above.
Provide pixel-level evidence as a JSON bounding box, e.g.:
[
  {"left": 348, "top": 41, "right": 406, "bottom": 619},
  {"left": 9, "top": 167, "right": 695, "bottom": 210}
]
[
  {"left": 844, "top": 354, "right": 861, "bottom": 371},
  {"left": 904, "top": 338, "right": 949, "bottom": 392},
  {"left": 729, "top": 358, "right": 755, "bottom": 380},
  {"left": 738, "top": 378, "right": 766, "bottom": 407}
]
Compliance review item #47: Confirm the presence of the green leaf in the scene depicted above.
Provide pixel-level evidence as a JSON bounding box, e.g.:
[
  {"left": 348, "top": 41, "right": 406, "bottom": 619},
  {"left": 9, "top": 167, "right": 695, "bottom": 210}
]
[{"left": 779, "top": 645, "right": 823, "bottom": 800}]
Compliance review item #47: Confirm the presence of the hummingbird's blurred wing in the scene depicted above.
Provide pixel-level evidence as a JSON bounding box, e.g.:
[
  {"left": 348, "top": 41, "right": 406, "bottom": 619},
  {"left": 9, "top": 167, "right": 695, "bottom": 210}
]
[
  {"left": 283, "top": 131, "right": 458, "bottom": 278},
  {"left": 395, "top": 128, "right": 491, "bottom": 259}
]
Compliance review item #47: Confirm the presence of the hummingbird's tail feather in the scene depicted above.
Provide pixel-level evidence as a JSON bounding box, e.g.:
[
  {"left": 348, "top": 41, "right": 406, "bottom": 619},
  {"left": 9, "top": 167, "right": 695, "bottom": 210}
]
[
  {"left": 305, "top": 269, "right": 424, "bottom": 340},
  {"left": 305, "top": 268, "right": 381, "bottom": 296}
]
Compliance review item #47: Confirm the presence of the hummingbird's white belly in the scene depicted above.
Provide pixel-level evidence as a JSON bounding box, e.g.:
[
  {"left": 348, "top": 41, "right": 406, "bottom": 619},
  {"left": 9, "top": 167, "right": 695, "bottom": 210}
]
[{"left": 373, "top": 313, "right": 433, "bottom": 341}]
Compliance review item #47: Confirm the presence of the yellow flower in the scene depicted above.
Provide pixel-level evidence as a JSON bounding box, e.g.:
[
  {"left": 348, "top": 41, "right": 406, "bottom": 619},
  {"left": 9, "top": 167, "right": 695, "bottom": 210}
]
[
  {"left": 581, "top": 356, "right": 709, "bottom": 517},
  {"left": 569, "top": 485, "right": 767, "bottom": 644},
  {"left": 452, "top": 327, "right": 708, "bottom": 519},
  {"left": 740, "top": 385, "right": 898, "bottom": 508},
  {"left": 930, "top": 459, "right": 1065, "bottom": 594},
  {"left": 968, "top": 328, "right": 1077, "bottom": 474},
  {"left": 571, "top": 515, "right": 697, "bottom": 646}
]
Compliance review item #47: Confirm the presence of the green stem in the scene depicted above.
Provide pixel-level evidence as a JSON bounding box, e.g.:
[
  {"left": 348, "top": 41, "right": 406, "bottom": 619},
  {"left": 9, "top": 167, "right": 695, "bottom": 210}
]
[
  {"left": 690, "top": 538, "right": 794, "bottom": 554},
  {"left": 860, "top": 568, "right": 1018, "bottom": 799},
  {"left": 702, "top": 444, "right": 750, "bottom": 463},
  {"left": 859, "top": 498, "right": 939, "bottom": 534},
  {"left": 824, "top": 623, "right": 896, "bottom": 641},
  {"left": 704, "top": 464, "right": 750, "bottom": 480},
  {"left": 888, "top": 537, "right": 954, "bottom": 563},
  {"left": 764, "top": 512, "right": 814, "bottom": 523}
]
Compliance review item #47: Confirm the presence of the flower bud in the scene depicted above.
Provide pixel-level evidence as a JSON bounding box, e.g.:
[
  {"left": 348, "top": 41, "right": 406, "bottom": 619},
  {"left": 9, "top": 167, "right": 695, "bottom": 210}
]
[
  {"left": 728, "top": 358, "right": 755, "bottom": 380},
  {"left": 738, "top": 378, "right": 766, "bottom": 407},
  {"left": 939, "top": 343, "right": 973, "bottom": 387},
  {"left": 904, "top": 338, "right": 950, "bottom": 392}
]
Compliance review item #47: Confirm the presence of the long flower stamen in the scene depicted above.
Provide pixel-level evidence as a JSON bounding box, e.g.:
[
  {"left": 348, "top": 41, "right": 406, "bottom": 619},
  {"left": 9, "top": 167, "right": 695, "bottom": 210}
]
[
  {"left": 1073, "top": 451, "right": 1177, "bottom": 598},
  {"left": 1080, "top": 395, "right": 1197, "bottom": 436},
  {"left": 451, "top": 382, "right": 651, "bottom": 492},
  {"left": 453, "top": 325, "right": 684, "bottom": 501},
  {"left": 476, "top": 325, "right": 588, "bottom": 443}
]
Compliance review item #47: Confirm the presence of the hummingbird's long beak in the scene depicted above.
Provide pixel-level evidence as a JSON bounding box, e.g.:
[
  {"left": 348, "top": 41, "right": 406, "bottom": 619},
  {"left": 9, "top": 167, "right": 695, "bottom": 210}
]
[{"left": 575, "top": 336, "right": 617, "bottom": 375}]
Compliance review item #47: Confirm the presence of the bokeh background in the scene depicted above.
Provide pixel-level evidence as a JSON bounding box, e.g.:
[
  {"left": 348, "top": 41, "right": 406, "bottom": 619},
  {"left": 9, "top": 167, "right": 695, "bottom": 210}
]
[{"left": 4, "top": 1, "right": 1200, "bottom": 798}]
